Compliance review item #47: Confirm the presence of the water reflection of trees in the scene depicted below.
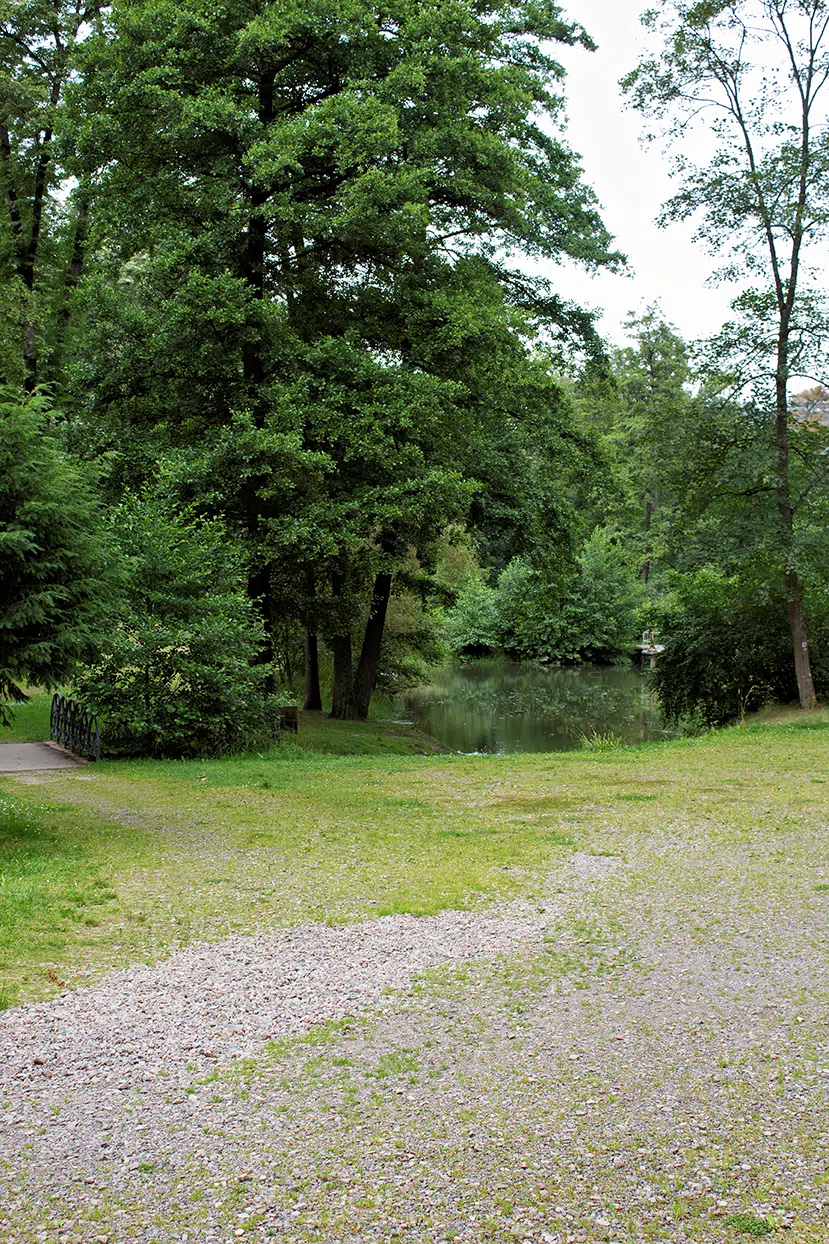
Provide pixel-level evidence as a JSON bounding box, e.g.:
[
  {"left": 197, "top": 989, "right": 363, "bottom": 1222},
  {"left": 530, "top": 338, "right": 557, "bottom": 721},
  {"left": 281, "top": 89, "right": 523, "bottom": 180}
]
[{"left": 399, "top": 662, "right": 669, "bottom": 753}]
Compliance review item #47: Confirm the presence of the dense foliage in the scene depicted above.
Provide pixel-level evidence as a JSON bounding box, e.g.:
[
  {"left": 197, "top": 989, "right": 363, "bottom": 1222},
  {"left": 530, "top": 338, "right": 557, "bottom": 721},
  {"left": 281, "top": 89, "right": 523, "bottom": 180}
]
[
  {"left": 74, "top": 499, "right": 276, "bottom": 757},
  {"left": 0, "top": 393, "right": 115, "bottom": 721},
  {"left": 2, "top": 1, "right": 828, "bottom": 743},
  {"left": 58, "top": 0, "right": 620, "bottom": 721},
  {"left": 445, "top": 530, "right": 640, "bottom": 665},
  {"left": 651, "top": 570, "right": 829, "bottom": 728},
  {"left": 623, "top": 0, "right": 829, "bottom": 709}
]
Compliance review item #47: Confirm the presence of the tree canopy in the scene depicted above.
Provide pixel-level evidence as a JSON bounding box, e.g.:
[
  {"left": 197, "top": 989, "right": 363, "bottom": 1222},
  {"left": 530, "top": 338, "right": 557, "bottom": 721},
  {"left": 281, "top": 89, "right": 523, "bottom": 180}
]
[
  {"left": 3, "top": 0, "right": 828, "bottom": 746},
  {"left": 55, "top": 0, "right": 622, "bottom": 720}
]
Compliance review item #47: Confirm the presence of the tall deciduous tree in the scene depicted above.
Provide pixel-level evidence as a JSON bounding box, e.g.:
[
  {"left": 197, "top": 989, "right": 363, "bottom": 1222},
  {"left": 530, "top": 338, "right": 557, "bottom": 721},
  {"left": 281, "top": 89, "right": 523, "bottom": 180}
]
[
  {"left": 66, "top": 0, "right": 620, "bottom": 718},
  {"left": 0, "top": 0, "right": 102, "bottom": 388},
  {"left": 624, "top": 0, "right": 829, "bottom": 710}
]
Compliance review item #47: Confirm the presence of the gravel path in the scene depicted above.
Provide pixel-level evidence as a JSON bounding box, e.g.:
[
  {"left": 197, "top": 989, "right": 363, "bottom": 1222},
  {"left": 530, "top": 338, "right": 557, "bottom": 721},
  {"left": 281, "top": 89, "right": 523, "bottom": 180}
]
[
  {"left": 2, "top": 827, "right": 829, "bottom": 1244},
  {"left": 0, "top": 905, "right": 548, "bottom": 1111},
  {"left": 0, "top": 882, "right": 572, "bottom": 1233}
]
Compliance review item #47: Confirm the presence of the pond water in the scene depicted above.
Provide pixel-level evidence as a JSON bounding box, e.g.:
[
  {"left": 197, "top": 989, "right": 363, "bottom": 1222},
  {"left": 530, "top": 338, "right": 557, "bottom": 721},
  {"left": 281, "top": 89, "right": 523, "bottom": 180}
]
[{"left": 394, "top": 661, "right": 670, "bottom": 754}]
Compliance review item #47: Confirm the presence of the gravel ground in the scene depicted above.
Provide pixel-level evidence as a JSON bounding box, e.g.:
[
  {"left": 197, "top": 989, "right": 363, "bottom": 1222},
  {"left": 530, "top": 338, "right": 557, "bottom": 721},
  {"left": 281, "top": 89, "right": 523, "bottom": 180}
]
[{"left": 2, "top": 821, "right": 829, "bottom": 1244}]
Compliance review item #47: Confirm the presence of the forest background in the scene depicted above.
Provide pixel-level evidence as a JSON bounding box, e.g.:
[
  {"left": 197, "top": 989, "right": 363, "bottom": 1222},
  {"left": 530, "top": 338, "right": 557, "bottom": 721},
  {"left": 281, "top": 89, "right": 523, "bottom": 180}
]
[{"left": 2, "top": 0, "right": 829, "bottom": 756}]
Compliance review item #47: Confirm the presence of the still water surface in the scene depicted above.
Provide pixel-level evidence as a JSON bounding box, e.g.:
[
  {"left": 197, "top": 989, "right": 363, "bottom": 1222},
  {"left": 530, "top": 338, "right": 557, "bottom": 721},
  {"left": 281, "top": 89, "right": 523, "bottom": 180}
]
[{"left": 395, "top": 661, "right": 668, "bottom": 754}]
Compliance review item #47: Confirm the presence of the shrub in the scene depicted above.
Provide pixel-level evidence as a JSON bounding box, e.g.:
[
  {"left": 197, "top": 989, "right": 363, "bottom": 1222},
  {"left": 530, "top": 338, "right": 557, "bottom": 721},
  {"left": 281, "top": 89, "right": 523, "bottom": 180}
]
[
  {"left": 442, "top": 576, "right": 501, "bottom": 656},
  {"left": 495, "top": 557, "right": 562, "bottom": 661},
  {"left": 75, "top": 497, "right": 276, "bottom": 757},
  {"left": 563, "top": 528, "right": 642, "bottom": 663}
]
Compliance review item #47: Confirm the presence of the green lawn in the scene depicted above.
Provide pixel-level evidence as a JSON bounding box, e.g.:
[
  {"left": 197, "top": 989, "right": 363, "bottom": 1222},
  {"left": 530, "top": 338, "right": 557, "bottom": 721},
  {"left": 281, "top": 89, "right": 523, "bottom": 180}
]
[
  {"left": 0, "top": 691, "right": 53, "bottom": 742},
  {"left": 1, "top": 707, "right": 828, "bottom": 1009}
]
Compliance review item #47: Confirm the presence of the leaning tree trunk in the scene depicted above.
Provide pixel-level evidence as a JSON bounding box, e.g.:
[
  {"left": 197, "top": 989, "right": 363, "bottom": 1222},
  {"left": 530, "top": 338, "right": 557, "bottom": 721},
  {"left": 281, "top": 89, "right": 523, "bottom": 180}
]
[
  {"left": 353, "top": 572, "right": 393, "bottom": 720},
  {"left": 303, "top": 629, "right": 322, "bottom": 711},
  {"left": 329, "top": 634, "right": 356, "bottom": 719}
]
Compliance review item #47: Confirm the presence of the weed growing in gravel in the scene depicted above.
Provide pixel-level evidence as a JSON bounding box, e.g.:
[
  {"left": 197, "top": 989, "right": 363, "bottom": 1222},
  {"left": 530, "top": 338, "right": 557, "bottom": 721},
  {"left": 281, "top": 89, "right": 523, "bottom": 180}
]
[{"left": 725, "top": 1212, "right": 774, "bottom": 1235}]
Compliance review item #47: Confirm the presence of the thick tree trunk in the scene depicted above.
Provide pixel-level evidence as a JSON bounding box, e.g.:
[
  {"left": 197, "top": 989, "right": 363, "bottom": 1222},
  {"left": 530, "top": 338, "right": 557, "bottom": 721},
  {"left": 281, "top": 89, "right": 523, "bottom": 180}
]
[
  {"left": 241, "top": 195, "right": 267, "bottom": 407},
  {"left": 240, "top": 68, "right": 275, "bottom": 414},
  {"left": 303, "top": 629, "right": 322, "bottom": 711},
  {"left": 22, "top": 323, "right": 37, "bottom": 392},
  {"left": 353, "top": 571, "right": 392, "bottom": 720},
  {"left": 329, "top": 634, "right": 356, "bottom": 719},
  {"left": 248, "top": 563, "right": 276, "bottom": 694},
  {"left": 50, "top": 193, "right": 90, "bottom": 389},
  {"left": 302, "top": 564, "right": 322, "bottom": 710}
]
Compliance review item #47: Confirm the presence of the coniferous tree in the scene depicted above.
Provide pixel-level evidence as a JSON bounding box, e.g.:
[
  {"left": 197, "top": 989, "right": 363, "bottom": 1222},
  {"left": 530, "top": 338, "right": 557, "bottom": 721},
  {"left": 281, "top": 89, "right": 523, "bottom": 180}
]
[{"left": 0, "top": 391, "right": 116, "bottom": 719}]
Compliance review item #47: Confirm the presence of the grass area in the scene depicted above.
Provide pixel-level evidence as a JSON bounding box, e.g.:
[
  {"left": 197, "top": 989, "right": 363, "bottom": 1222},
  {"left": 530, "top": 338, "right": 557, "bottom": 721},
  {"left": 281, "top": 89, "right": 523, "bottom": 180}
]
[
  {"left": 272, "top": 709, "right": 446, "bottom": 755},
  {"left": 0, "top": 691, "right": 53, "bottom": 743},
  {"left": 0, "top": 693, "right": 441, "bottom": 754},
  {"left": 1, "top": 706, "right": 828, "bottom": 1009}
]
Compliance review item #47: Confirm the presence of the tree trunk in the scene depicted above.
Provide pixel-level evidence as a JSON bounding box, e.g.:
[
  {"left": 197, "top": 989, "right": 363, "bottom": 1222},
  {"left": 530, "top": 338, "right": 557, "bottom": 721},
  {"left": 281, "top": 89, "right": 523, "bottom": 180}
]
[
  {"left": 22, "top": 322, "right": 37, "bottom": 392},
  {"left": 241, "top": 68, "right": 275, "bottom": 415},
  {"left": 303, "top": 629, "right": 322, "bottom": 711},
  {"left": 353, "top": 572, "right": 392, "bottom": 720},
  {"left": 775, "top": 353, "right": 818, "bottom": 710},
  {"left": 786, "top": 567, "right": 817, "bottom": 710},
  {"left": 50, "top": 192, "right": 90, "bottom": 389},
  {"left": 302, "top": 564, "right": 322, "bottom": 710},
  {"left": 329, "top": 634, "right": 356, "bottom": 719},
  {"left": 248, "top": 563, "right": 276, "bottom": 694}
]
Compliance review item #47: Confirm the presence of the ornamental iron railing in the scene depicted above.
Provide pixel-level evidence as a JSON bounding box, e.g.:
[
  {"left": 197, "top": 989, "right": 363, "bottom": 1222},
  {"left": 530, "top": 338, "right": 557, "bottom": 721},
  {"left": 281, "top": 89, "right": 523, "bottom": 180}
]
[{"left": 50, "top": 694, "right": 101, "bottom": 762}]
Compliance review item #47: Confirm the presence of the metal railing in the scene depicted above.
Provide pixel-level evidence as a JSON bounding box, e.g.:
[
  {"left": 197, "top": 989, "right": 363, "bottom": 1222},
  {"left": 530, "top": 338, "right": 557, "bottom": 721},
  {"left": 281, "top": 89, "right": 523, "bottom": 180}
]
[{"left": 50, "top": 694, "right": 101, "bottom": 762}]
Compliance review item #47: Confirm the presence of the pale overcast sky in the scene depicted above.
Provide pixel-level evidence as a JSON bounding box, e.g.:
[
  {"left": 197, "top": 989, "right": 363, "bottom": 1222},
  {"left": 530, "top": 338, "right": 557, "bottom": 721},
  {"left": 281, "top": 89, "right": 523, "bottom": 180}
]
[{"left": 550, "top": 2, "right": 736, "bottom": 348}]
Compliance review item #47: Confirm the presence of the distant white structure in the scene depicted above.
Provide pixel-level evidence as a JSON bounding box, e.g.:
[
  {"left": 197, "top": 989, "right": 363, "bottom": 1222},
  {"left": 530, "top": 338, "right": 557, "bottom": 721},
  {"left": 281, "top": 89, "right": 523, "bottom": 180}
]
[{"left": 640, "top": 629, "right": 665, "bottom": 670}]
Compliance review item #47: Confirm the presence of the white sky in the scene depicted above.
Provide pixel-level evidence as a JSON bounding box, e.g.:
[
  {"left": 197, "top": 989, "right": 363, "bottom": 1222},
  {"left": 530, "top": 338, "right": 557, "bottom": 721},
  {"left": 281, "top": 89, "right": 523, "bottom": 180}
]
[{"left": 549, "top": 2, "right": 736, "bottom": 349}]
